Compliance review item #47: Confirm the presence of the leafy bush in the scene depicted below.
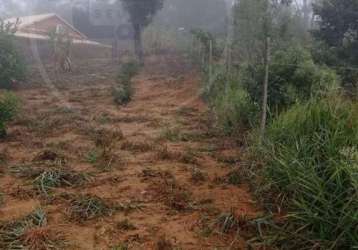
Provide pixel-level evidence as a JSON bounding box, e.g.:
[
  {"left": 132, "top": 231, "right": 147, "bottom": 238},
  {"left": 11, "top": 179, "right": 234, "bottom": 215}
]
[
  {"left": 259, "top": 96, "right": 358, "bottom": 249},
  {"left": 113, "top": 61, "right": 140, "bottom": 105},
  {"left": 112, "top": 83, "right": 133, "bottom": 105},
  {"left": 117, "top": 61, "right": 140, "bottom": 83},
  {"left": 213, "top": 86, "right": 259, "bottom": 134},
  {"left": 202, "top": 47, "right": 338, "bottom": 134},
  {"left": 0, "top": 91, "right": 20, "bottom": 138},
  {"left": 191, "top": 29, "right": 221, "bottom": 59},
  {"left": 0, "top": 20, "right": 26, "bottom": 89},
  {"left": 241, "top": 46, "right": 339, "bottom": 113},
  {"left": 202, "top": 64, "right": 259, "bottom": 134}
]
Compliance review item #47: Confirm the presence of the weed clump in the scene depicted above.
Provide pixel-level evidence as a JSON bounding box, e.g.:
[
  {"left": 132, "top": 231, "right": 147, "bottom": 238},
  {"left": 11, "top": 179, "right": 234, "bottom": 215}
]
[
  {"left": 92, "top": 127, "right": 123, "bottom": 157},
  {"left": 156, "top": 145, "right": 176, "bottom": 161},
  {"left": 153, "top": 174, "right": 192, "bottom": 211},
  {"left": 257, "top": 96, "right": 358, "bottom": 249},
  {"left": 0, "top": 91, "right": 20, "bottom": 138},
  {"left": 0, "top": 150, "right": 8, "bottom": 167},
  {"left": 111, "top": 243, "right": 128, "bottom": 250},
  {"left": 155, "top": 235, "right": 173, "bottom": 250},
  {"left": 34, "top": 169, "right": 88, "bottom": 196},
  {"left": 10, "top": 164, "right": 88, "bottom": 196},
  {"left": 88, "top": 127, "right": 124, "bottom": 171},
  {"left": 112, "top": 84, "right": 133, "bottom": 105},
  {"left": 0, "top": 209, "right": 64, "bottom": 249},
  {"left": 159, "top": 125, "right": 183, "bottom": 142},
  {"left": 179, "top": 147, "right": 199, "bottom": 165},
  {"left": 226, "top": 169, "right": 242, "bottom": 186},
  {"left": 0, "top": 193, "right": 4, "bottom": 207},
  {"left": 33, "top": 150, "right": 66, "bottom": 164},
  {"left": 113, "top": 61, "right": 140, "bottom": 105},
  {"left": 116, "top": 219, "right": 136, "bottom": 231},
  {"left": 120, "top": 139, "right": 154, "bottom": 153},
  {"left": 68, "top": 195, "right": 111, "bottom": 221},
  {"left": 190, "top": 168, "right": 206, "bottom": 183}
]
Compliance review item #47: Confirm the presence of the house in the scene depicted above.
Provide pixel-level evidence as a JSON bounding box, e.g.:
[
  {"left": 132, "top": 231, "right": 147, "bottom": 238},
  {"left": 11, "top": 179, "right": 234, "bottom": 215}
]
[
  {"left": 4, "top": 13, "right": 112, "bottom": 62},
  {"left": 4, "top": 13, "right": 110, "bottom": 45}
]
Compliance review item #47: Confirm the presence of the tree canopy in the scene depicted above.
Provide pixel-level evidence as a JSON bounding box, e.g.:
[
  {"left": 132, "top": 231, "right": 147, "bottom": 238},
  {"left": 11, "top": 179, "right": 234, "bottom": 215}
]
[
  {"left": 121, "top": 0, "right": 164, "bottom": 28},
  {"left": 313, "top": 0, "right": 358, "bottom": 87},
  {"left": 121, "top": 0, "right": 164, "bottom": 62}
]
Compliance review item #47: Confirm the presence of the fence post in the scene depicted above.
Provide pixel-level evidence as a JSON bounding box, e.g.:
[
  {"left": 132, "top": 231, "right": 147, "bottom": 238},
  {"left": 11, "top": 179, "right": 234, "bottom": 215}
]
[
  {"left": 260, "top": 36, "right": 271, "bottom": 143},
  {"left": 209, "top": 39, "right": 213, "bottom": 88}
]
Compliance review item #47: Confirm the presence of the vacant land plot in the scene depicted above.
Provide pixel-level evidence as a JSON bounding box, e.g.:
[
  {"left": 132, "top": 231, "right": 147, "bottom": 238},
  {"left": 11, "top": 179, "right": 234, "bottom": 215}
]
[{"left": 0, "top": 57, "right": 259, "bottom": 249}]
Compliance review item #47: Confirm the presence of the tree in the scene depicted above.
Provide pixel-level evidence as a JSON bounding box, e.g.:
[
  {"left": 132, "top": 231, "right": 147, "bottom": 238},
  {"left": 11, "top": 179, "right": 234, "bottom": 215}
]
[
  {"left": 0, "top": 19, "right": 26, "bottom": 89},
  {"left": 313, "top": 0, "right": 358, "bottom": 48},
  {"left": 155, "top": 0, "right": 227, "bottom": 35},
  {"left": 312, "top": 0, "right": 358, "bottom": 90},
  {"left": 121, "top": 0, "right": 164, "bottom": 62}
]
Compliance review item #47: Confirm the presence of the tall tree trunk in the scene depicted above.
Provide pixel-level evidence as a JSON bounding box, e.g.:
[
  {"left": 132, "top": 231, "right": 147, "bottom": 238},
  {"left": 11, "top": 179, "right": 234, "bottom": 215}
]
[
  {"left": 260, "top": 36, "right": 270, "bottom": 143},
  {"left": 303, "top": 0, "right": 310, "bottom": 30},
  {"left": 133, "top": 24, "right": 144, "bottom": 63}
]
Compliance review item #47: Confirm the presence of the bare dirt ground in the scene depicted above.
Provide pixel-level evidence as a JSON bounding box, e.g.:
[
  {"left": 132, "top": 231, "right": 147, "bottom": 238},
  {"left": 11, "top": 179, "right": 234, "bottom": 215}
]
[{"left": 0, "top": 56, "right": 259, "bottom": 249}]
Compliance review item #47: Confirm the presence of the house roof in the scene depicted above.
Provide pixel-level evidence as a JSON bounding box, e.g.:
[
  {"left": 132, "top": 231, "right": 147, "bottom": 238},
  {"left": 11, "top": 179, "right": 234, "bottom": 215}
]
[
  {"left": 5, "top": 13, "right": 55, "bottom": 28},
  {"left": 13, "top": 31, "right": 111, "bottom": 48},
  {"left": 4, "top": 13, "right": 110, "bottom": 48},
  {"left": 4, "top": 13, "right": 87, "bottom": 40}
]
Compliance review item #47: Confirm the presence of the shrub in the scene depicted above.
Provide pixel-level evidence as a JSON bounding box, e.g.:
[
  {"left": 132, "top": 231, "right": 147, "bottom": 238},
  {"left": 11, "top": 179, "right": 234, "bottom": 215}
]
[
  {"left": 259, "top": 96, "right": 358, "bottom": 249},
  {"left": 112, "top": 83, "right": 133, "bottom": 105},
  {"left": 117, "top": 61, "right": 140, "bottom": 83},
  {"left": 0, "top": 91, "right": 20, "bottom": 138},
  {"left": 241, "top": 46, "right": 339, "bottom": 113},
  {"left": 202, "top": 64, "right": 259, "bottom": 134},
  {"left": 213, "top": 85, "right": 259, "bottom": 134},
  {"left": 190, "top": 28, "right": 222, "bottom": 66},
  {"left": 113, "top": 61, "right": 140, "bottom": 105},
  {"left": 0, "top": 20, "right": 26, "bottom": 89}
]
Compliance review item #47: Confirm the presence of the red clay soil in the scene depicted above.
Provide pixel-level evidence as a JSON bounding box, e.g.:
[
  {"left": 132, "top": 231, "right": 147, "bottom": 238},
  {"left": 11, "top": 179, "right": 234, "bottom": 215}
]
[{"left": 0, "top": 56, "right": 260, "bottom": 249}]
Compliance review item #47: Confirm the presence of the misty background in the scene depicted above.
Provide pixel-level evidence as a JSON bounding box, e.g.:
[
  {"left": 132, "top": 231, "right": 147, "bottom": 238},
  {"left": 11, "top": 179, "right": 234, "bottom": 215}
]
[{"left": 0, "top": 0, "right": 236, "bottom": 39}]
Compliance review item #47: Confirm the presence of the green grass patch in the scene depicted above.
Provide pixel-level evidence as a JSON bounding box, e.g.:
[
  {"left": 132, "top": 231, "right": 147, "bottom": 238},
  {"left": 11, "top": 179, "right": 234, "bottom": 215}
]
[{"left": 256, "top": 96, "right": 358, "bottom": 249}]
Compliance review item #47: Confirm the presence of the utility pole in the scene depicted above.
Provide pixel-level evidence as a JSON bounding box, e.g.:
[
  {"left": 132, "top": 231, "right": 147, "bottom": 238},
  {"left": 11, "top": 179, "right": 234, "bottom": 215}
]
[{"left": 260, "top": 36, "right": 270, "bottom": 143}]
